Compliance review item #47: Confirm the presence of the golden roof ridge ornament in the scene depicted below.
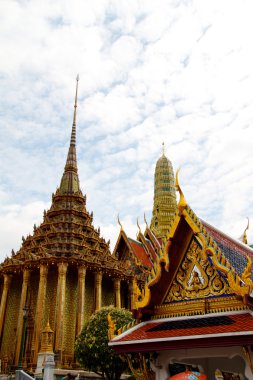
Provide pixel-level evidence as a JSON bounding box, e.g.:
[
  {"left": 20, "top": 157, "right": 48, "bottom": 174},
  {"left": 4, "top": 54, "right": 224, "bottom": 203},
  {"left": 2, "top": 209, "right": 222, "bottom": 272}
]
[
  {"left": 144, "top": 212, "right": 148, "bottom": 228},
  {"left": 117, "top": 214, "right": 123, "bottom": 231},
  {"left": 242, "top": 217, "right": 249, "bottom": 244},
  {"left": 137, "top": 217, "right": 142, "bottom": 234},
  {"left": 175, "top": 167, "right": 187, "bottom": 212}
]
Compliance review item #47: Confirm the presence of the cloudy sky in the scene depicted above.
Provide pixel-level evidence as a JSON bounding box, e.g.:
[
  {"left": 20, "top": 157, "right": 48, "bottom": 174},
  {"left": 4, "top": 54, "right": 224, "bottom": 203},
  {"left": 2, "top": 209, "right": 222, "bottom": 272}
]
[{"left": 0, "top": 0, "right": 253, "bottom": 261}]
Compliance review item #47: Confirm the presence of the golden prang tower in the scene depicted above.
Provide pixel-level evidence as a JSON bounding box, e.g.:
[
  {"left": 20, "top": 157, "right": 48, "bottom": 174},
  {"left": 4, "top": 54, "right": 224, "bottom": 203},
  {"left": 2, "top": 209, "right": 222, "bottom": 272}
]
[{"left": 150, "top": 143, "right": 177, "bottom": 238}]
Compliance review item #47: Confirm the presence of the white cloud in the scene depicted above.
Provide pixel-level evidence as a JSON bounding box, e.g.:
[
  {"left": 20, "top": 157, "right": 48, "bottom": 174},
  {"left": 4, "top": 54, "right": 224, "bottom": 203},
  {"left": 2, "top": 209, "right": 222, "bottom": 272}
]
[{"left": 1, "top": 0, "right": 253, "bottom": 260}]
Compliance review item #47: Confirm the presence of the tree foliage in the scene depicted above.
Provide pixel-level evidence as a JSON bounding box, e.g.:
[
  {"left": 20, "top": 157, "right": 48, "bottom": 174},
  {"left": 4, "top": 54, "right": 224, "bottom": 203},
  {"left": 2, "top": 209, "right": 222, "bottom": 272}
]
[{"left": 75, "top": 306, "right": 134, "bottom": 380}]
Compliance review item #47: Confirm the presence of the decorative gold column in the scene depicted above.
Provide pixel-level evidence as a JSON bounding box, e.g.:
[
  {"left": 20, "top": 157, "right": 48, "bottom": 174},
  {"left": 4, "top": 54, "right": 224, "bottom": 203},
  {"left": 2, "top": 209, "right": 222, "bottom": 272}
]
[
  {"left": 55, "top": 262, "right": 68, "bottom": 354},
  {"left": 114, "top": 278, "right": 121, "bottom": 308},
  {"left": 0, "top": 274, "right": 12, "bottom": 339},
  {"left": 95, "top": 272, "right": 102, "bottom": 310},
  {"left": 14, "top": 269, "right": 30, "bottom": 365},
  {"left": 129, "top": 279, "right": 135, "bottom": 310},
  {"left": 32, "top": 264, "right": 48, "bottom": 362},
  {"left": 77, "top": 266, "right": 86, "bottom": 335}
]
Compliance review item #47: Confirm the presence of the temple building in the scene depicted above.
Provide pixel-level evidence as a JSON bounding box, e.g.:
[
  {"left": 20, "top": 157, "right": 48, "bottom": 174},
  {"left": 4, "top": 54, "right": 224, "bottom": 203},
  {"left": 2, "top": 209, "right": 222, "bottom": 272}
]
[
  {"left": 110, "top": 172, "right": 253, "bottom": 379},
  {"left": 0, "top": 78, "right": 150, "bottom": 371}
]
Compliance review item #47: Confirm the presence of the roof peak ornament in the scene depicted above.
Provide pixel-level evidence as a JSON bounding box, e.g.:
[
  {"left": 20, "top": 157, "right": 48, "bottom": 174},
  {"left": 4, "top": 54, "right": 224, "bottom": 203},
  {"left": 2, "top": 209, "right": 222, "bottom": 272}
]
[
  {"left": 243, "top": 217, "right": 249, "bottom": 244},
  {"left": 144, "top": 212, "right": 149, "bottom": 228},
  {"left": 137, "top": 217, "right": 142, "bottom": 234},
  {"left": 117, "top": 214, "right": 123, "bottom": 231},
  {"left": 175, "top": 168, "right": 187, "bottom": 212}
]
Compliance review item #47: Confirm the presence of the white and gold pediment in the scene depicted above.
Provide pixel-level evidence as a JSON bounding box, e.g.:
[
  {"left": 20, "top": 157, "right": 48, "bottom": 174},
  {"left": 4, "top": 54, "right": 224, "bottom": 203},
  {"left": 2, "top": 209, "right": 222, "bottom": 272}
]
[{"left": 164, "top": 238, "right": 230, "bottom": 303}]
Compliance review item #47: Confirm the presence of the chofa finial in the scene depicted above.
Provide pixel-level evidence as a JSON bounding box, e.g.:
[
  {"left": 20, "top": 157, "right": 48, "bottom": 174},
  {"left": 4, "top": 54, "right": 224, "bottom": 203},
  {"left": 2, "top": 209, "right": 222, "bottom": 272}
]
[
  {"left": 242, "top": 217, "right": 249, "bottom": 244},
  {"left": 175, "top": 168, "right": 187, "bottom": 212},
  {"left": 137, "top": 217, "right": 141, "bottom": 233},
  {"left": 117, "top": 214, "right": 123, "bottom": 231},
  {"left": 144, "top": 212, "right": 149, "bottom": 228}
]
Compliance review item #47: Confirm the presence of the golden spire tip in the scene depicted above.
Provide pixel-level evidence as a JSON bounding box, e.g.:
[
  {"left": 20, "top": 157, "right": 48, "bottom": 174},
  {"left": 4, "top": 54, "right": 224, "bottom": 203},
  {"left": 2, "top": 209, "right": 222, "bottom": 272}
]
[{"left": 162, "top": 142, "right": 165, "bottom": 155}]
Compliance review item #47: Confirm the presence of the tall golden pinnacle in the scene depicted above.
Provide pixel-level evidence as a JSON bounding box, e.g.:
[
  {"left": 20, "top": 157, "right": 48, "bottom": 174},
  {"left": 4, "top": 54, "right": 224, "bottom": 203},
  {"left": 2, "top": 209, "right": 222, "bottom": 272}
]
[
  {"left": 150, "top": 144, "right": 177, "bottom": 239},
  {"left": 59, "top": 75, "right": 81, "bottom": 194}
]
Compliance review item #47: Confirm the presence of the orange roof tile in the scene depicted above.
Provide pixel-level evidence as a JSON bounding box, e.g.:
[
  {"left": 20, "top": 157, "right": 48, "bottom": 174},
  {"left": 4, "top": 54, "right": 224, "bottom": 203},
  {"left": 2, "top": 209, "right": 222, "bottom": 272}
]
[
  {"left": 112, "top": 312, "right": 253, "bottom": 343},
  {"left": 128, "top": 238, "right": 152, "bottom": 268}
]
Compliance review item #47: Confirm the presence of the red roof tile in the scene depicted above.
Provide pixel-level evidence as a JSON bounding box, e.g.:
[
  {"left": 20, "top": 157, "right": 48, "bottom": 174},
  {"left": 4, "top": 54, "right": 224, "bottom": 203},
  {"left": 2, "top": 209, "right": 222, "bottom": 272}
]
[
  {"left": 128, "top": 238, "right": 152, "bottom": 268},
  {"left": 113, "top": 313, "right": 253, "bottom": 343},
  {"left": 145, "top": 239, "right": 157, "bottom": 261}
]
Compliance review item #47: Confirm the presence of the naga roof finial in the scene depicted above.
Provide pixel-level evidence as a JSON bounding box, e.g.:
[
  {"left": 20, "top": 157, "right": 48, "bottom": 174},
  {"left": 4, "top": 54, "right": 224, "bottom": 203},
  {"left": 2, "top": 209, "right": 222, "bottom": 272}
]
[
  {"left": 144, "top": 212, "right": 149, "bottom": 228},
  {"left": 242, "top": 217, "right": 249, "bottom": 244},
  {"left": 137, "top": 217, "right": 142, "bottom": 234},
  {"left": 175, "top": 167, "right": 187, "bottom": 212},
  {"left": 117, "top": 214, "right": 123, "bottom": 231}
]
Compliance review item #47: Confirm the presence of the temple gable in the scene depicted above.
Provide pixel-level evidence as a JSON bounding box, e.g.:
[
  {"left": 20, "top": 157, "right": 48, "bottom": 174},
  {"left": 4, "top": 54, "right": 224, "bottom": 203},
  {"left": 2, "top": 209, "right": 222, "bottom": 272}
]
[{"left": 163, "top": 237, "right": 230, "bottom": 303}]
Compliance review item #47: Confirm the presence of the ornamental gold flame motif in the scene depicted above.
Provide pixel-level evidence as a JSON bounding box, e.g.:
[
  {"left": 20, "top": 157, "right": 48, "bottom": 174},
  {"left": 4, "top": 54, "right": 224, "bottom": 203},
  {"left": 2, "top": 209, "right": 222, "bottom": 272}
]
[{"left": 165, "top": 239, "right": 230, "bottom": 302}]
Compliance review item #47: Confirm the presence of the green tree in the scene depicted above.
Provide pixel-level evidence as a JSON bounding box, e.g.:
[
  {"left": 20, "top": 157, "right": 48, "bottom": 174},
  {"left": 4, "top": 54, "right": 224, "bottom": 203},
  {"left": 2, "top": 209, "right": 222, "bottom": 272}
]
[{"left": 75, "top": 306, "right": 134, "bottom": 380}]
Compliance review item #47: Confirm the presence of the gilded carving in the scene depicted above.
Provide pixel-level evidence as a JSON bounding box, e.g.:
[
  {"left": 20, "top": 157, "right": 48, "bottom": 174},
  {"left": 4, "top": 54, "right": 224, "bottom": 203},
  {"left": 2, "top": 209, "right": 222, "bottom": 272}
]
[
  {"left": 132, "top": 278, "right": 151, "bottom": 309},
  {"left": 165, "top": 239, "right": 230, "bottom": 303},
  {"left": 154, "top": 295, "right": 246, "bottom": 318}
]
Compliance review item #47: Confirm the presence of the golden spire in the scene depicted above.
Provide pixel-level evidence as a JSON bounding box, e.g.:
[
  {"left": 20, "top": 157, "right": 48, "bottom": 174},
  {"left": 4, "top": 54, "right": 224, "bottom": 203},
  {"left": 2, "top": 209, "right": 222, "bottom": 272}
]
[
  {"left": 59, "top": 76, "right": 81, "bottom": 194},
  {"left": 162, "top": 142, "right": 165, "bottom": 156},
  {"left": 150, "top": 146, "right": 177, "bottom": 238}
]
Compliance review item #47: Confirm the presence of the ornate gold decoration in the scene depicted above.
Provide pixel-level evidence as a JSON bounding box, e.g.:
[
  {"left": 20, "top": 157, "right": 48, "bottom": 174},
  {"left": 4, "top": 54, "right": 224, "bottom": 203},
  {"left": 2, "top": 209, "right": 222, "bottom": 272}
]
[
  {"left": 117, "top": 214, "right": 123, "bottom": 231},
  {"left": 55, "top": 262, "right": 68, "bottom": 353},
  {"left": 150, "top": 148, "right": 177, "bottom": 239},
  {"left": 241, "top": 218, "right": 249, "bottom": 244},
  {"left": 40, "top": 321, "right": 54, "bottom": 352},
  {"left": 125, "top": 354, "right": 155, "bottom": 380},
  {"left": 144, "top": 212, "right": 148, "bottom": 228},
  {"left": 95, "top": 272, "right": 103, "bottom": 310},
  {"left": 32, "top": 264, "right": 48, "bottom": 362},
  {"left": 205, "top": 247, "right": 253, "bottom": 297},
  {"left": 165, "top": 239, "right": 230, "bottom": 303},
  {"left": 175, "top": 168, "right": 187, "bottom": 212},
  {"left": 113, "top": 278, "right": 121, "bottom": 308},
  {"left": 242, "top": 346, "right": 253, "bottom": 374},
  {"left": 107, "top": 313, "right": 117, "bottom": 340},
  {"left": 0, "top": 274, "right": 12, "bottom": 337},
  {"left": 14, "top": 269, "right": 31, "bottom": 365},
  {"left": 137, "top": 218, "right": 141, "bottom": 234},
  {"left": 132, "top": 278, "right": 151, "bottom": 309},
  {"left": 154, "top": 295, "right": 246, "bottom": 318},
  {"left": 77, "top": 266, "right": 86, "bottom": 335}
]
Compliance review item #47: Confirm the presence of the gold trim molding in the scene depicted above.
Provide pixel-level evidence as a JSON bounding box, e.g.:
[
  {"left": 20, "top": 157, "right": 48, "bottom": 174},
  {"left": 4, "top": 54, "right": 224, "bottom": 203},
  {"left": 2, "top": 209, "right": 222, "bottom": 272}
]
[{"left": 153, "top": 295, "right": 247, "bottom": 318}]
